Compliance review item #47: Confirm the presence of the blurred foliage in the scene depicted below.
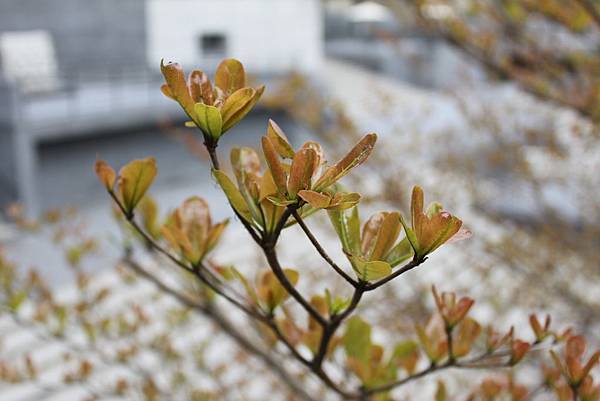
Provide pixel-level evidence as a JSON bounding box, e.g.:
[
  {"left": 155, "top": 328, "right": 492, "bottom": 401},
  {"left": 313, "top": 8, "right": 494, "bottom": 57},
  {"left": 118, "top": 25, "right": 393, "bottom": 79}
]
[{"left": 376, "top": 0, "right": 600, "bottom": 122}]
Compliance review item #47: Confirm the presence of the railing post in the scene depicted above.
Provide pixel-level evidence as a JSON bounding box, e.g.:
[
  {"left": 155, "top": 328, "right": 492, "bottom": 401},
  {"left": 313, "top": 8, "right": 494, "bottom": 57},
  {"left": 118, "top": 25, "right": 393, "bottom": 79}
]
[{"left": 0, "top": 79, "right": 39, "bottom": 216}]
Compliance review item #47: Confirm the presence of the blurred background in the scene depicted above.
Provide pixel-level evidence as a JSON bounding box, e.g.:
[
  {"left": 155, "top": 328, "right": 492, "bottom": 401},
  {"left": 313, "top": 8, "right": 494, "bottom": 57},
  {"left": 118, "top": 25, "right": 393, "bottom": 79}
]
[{"left": 0, "top": 1, "right": 598, "bottom": 400}]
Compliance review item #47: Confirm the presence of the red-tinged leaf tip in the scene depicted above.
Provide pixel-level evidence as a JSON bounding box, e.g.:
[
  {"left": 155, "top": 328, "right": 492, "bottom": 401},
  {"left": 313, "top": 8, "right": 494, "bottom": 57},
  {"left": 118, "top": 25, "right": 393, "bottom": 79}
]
[
  {"left": 510, "top": 340, "right": 530, "bottom": 365},
  {"left": 94, "top": 159, "right": 116, "bottom": 191}
]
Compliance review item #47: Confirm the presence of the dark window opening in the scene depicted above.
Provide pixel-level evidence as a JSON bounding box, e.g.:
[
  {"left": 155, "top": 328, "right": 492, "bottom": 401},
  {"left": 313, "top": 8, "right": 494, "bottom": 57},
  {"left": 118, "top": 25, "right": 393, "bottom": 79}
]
[{"left": 200, "top": 33, "right": 227, "bottom": 58}]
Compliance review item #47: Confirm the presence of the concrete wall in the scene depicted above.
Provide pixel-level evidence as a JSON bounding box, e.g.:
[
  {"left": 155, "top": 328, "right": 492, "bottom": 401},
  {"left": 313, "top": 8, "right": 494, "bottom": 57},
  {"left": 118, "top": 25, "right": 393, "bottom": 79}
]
[
  {"left": 146, "top": 0, "right": 324, "bottom": 74},
  {"left": 0, "top": 0, "right": 147, "bottom": 76}
]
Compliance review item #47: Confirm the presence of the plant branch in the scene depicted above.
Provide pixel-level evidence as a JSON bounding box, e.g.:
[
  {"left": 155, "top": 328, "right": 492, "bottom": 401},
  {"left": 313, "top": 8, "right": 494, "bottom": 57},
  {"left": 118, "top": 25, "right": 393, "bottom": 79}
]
[
  {"left": 115, "top": 201, "right": 262, "bottom": 321},
  {"left": 364, "top": 355, "right": 510, "bottom": 395},
  {"left": 123, "top": 257, "right": 318, "bottom": 401},
  {"left": 312, "top": 284, "right": 365, "bottom": 369},
  {"left": 364, "top": 257, "right": 424, "bottom": 291},
  {"left": 445, "top": 324, "right": 455, "bottom": 364},
  {"left": 204, "top": 139, "right": 221, "bottom": 170},
  {"left": 291, "top": 209, "right": 359, "bottom": 288},
  {"left": 263, "top": 244, "right": 328, "bottom": 327}
]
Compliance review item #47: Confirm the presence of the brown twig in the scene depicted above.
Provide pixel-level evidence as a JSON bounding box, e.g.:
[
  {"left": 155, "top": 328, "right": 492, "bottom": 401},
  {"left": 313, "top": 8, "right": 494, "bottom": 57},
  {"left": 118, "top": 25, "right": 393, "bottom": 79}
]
[
  {"left": 364, "top": 257, "right": 424, "bottom": 291},
  {"left": 123, "top": 257, "right": 318, "bottom": 401},
  {"left": 291, "top": 209, "right": 359, "bottom": 288},
  {"left": 312, "top": 284, "right": 365, "bottom": 369},
  {"left": 263, "top": 244, "right": 328, "bottom": 327}
]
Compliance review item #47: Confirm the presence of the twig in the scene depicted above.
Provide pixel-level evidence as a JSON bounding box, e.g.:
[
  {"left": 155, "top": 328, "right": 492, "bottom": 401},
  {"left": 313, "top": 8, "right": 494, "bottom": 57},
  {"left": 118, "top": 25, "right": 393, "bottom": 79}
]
[
  {"left": 291, "top": 209, "right": 359, "bottom": 288},
  {"left": 263, "top": 244, "right": 328, "bottom": 327},
  {"left": 312, "top": 284, "right": 365, "bottom": 369},
  {"left": 124, "top": 257, "right": 318, "bottom": 401},
  {"left": 364, "top": 257, "right": 424, "bottom": 291}
]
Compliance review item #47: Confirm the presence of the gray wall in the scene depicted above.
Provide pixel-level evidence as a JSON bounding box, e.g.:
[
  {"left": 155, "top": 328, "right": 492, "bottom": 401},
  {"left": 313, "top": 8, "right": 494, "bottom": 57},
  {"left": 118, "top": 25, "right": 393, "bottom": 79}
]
[{"left": 0, "top": 0, "right": 147, "bottom": 76}]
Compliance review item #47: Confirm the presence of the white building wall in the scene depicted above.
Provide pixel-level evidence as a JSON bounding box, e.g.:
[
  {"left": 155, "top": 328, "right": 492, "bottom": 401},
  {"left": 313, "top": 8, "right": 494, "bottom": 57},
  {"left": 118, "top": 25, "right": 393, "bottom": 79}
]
[{"left": 146, "top": 0, "right": 323, "bottom": 74}]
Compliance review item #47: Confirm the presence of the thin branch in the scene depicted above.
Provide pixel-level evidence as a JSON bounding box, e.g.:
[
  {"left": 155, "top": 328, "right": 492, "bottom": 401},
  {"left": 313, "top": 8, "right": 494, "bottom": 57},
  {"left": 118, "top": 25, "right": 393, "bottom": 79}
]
[
  {"left": 291, "top": 209, "right": 359, "bottom": 288},
  {"left": 123, "top": 214, "right": 260, "bottom": 319},
  {"left": 364, "top": 257, "right": 424, "bottom": 291},
  {"left": 312, "top": 284, "right": 365, "bottom": 369},
  {"left": 364, "top": 356, "right": 510, "bottom": 395},
  {"left": 124, "top": 258, "right": 318, "bottom": 401},
  {"left": 204, "top": 140, "right": 221, "bottom": 170},
  {"left": 263, "top": 244, "right": 328, "bottom": 327},
  {"left": 445, "top": 325, "right": 455, "bottom": 364}
]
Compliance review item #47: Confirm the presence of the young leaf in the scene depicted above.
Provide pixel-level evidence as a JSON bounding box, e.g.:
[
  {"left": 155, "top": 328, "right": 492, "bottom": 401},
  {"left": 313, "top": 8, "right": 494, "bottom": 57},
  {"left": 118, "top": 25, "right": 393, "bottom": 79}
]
[
  {"left": 435, "top": 381, "right": 447, "bottom": 401},
  {"left": 95, "top": 159, "right": 116, "bottom": 191},
  {"left": 327, "top": 192, "right": 361, "bottom": 210},
  {"left": 287, "top": 148, "right": 317, "bottom": 198},
  {"left": 188, "top": 70, "right": 214, "bottom": 105},
  {"left": 139, "top": 196, "right": 160, "bottom": 240},
  {"left": 313, "top": 133, "right": 377, "bottom": 191},
  {"left": 344, "top": 316, "right": 372, "bottom": 362},
  {"left": 298, "top": 190, "right": 331, "bottom": 209},
  {"left": 212, "top": 169, "right": 253, "bottom": 224},
  {"left": 221, "top": 86, "right": 265, "bottom": 132},
  {"left": 267, "top": 119, "right": 295, "bottom": 159},
  {"left": 215, "top": 58, "right": 246, "bottom": 96},
  {"left": 258, "top": 269, "right": 299, "bottom": 311},
  {"left": 366, "top": 212, "right": 401, "bottom": 261},
  {"left": 193, "top": 103, "right": 222, "bottom": 140},
  {"left": 390, "top": 340, "right": 420, "bottom": 374},
  {"left": 385, "top": 237, "right": 414, "bottom": 267},
  {"left": 399, "top": 214, "right": 419, "bottom": 255},
  {"left": 261, "top": 136, "right": 288, "bottom": 196},
  {"left": 160, "top": 60, "right": 195, "bottom": 117},
  {"left": 118, "top": 157, "right": 157, "bottom": 215},
  {"left": 350, "top": 256, "right": 391, "bottom": 282},
  {"left": 231, "top": 267, "right": 259, "bottom": 306},
  {"left": 328, "top": 206, "right": 361, "bottom": 255}
]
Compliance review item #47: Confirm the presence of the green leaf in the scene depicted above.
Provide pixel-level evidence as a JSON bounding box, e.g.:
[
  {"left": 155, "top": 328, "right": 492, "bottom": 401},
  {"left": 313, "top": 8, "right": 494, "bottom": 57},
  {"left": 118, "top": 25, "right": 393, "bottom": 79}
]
[
  {"left": 343, "top": 316, "right": 372, "bottom": 362},
  {"left": 266, "top": 195, "right": 296, "bottom": 207},
  {"left": 221, "top": 86, "right": 265, "bottom": 132},
  {"left": 385, "top": 237, "right": 414, "bottom": 267},
  {"left": 328, "top": 206, "right": 361, "bottom": 255},
  {"left": 231, "top": 267, "right": 259, "bottom": 306},
  {"left": 325, "top": 289, "right": 351, "bottom": 315},
  {"left": 212, "top": 169, "right": 253, "bottom": 224},
  {"left": 267, "top": 119, "right": 295, "bottom": 158},
  {"left": 326, "top": 192, "right": 361, "bottom": 211},
  {"left": 258, "top": 269, "right": 299, "bottom": 311},
  {"left": 8, "top": 291, "right": 27, "bottom": 312},
  {"left": 399, "top": 214, "right": 419, "bottom": 256},
  {"left": 229, "top": 154, "right": 265, "bottom": 228},
  {"left": 118, "top": 157, "right": 157, "bottom": 215},
  {"left": 390, "top": 340, "right": 420, "bottom": 374},
  {"left": 194, "top": 103, "right": 222, "bottom": 140},
  {"left": 350, "top": 256, "right": 391, "bottom": 282},
  {"left": 426, "top": 201, "right": 443, "bottom": 218},
  {"left": 435, "top": 381, "right": 447, "bottom": 401}
]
